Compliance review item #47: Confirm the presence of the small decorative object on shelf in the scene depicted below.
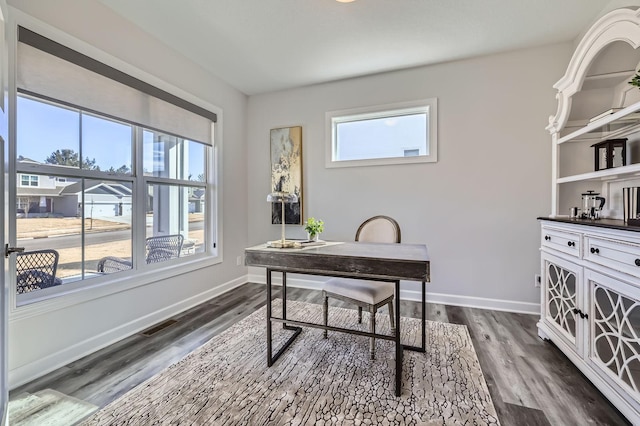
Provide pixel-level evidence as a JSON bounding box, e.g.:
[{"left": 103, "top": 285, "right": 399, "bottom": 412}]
[
  {"left": 623, "top": 187, "right": 640, "bottom": 226},
  {"left": 304, "top": 217, "right": 324, "bottom": 241},
  {"left": 591, "top": 138, "right": 626, "bottom": 171},
  {"left": 629, "top": 69, "right": 640, "bottom": 89},
  {"left": 580, "top": 190, "right": 605, "bottom": 220}
]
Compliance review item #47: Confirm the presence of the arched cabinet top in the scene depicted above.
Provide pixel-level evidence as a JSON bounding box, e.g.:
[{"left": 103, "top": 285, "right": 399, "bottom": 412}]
[{"left": 548, "top": 7, "right": 640, "bottom": 135}]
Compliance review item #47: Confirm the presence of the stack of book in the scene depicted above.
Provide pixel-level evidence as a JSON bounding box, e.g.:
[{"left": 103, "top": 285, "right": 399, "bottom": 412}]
[{"left": 295, "top": 239, "right": 326, "bottom": 247}]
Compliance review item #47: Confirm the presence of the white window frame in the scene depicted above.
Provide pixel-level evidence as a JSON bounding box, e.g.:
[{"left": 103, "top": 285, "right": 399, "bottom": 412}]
[
  {"left": 13, "top": 95, "right": 215, "bottom": 307},
  {"left": 325, "top": 98, "right": 438, "bottom": 168},
  {"left": 19, "top": 174, "right": 37, "bottom": 187},
  {"left": 7, "top": 10, "right": 223, "bottom": 319}
]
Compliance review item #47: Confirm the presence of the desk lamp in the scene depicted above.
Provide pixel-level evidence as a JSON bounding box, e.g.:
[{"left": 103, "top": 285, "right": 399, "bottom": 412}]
[{"left": 267, "top": 191, "right": 298, "bottom": 248}]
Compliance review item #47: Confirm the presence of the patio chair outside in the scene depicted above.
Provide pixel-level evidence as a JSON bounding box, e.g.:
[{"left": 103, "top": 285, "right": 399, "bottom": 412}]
[
  {"left": 97, "top": 256, "right": 133, "bottom": 273},
  {"left": 96, "top": 234, "right": 184, "bottom": 273},
  {"left": 146, "top": 234, "right": 184, "bottom": 263},
  {"left": 16, "top": 249, "right": 62, "bottom": 294}
]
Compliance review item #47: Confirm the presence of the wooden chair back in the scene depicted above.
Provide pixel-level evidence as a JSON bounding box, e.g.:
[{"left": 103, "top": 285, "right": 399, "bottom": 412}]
[{"left": 355, "top": 215, "right": 401, "bottom": 243}]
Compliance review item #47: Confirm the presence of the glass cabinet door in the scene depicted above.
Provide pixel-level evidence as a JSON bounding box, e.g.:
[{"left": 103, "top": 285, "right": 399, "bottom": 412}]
[
  {"left": 543, "top": 253, "right": 582, "bottom": 352},
  {"left": 588, "top": 270, "right": 640, "bottom": 402}
]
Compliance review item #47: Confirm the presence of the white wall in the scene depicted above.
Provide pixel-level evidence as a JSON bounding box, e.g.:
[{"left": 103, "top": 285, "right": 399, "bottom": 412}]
[
  {"left": 247, "top": 43, "right": 572, "bottom": 313},
  {"left": 6, "top": 0, "right": 249, "bottom": 387}
]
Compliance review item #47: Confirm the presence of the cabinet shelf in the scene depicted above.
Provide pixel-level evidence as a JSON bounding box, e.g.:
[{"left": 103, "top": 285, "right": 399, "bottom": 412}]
[
  {"left": 582, "top": 70, "right": 635, "bottom": 91},
  {"left": 557, "top": 163, "right": 640, "bottom": 183},
  {"left": 558, "top": 100, "right": 640, "bottom": 144}
]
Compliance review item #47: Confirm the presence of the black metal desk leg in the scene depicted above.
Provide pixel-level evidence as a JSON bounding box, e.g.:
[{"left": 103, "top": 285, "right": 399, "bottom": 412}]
[
  {"left": 267, "top": 269, "right": 303, "bottom": 365},
  {"left": 401, "top": 281, "right": 426, "bottom": 353},
  {"left": 395, "top": 280, "right": 402, "bottom": 397},
  {"left": 282, "top": 271, "right": 287, "bottom": 328},
  {"left": 281, "top": 272, "right": 298, "bottom": 332},
  {"left": 266, "top": 268, "right": 273, "bottom": 367},
  {"left": 421, "top": 280, "right": 426, "bottom": 351}
]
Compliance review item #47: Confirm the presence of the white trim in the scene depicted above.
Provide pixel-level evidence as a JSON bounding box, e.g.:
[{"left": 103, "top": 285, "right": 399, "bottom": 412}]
[
  {"left": 10, "top": 255, "right": 222, "bottom": 321},
  {"left": 8, "top": 274, "right": 248, "bottom": 389},
  {"left": 411, "top": 291, "right": 540, "bottom": 315},
  {"left": 0, "top": 1, "right": 10, "bottom": 421},
  {"left": 247, "top": 272, "right": 540, "bottom": 315},
  {"left": 325, "top": 98, "right": 438, "bottom": 168}
]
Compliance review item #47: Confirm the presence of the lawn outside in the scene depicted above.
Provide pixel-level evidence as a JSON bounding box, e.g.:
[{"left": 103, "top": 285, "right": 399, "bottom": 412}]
[
  {"left": 15, "top": 215, "right": 205, "bottom": 278},
  {"left": 17, "top": 217, "right": 130, "bottom": 239}
]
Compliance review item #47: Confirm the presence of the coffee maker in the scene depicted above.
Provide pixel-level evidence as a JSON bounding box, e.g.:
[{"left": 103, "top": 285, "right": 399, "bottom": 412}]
[{"left": 579, "top": 190, "right": 606, "bottom": 219}]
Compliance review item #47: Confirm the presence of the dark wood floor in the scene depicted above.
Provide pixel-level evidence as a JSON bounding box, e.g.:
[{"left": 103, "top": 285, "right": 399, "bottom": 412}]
[{"left": 10, "top": 283, "right": 631, "bottom": 425}]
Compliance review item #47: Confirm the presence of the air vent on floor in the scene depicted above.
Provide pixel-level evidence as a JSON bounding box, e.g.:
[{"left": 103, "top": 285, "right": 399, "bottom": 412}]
[{"left": 140, "top": 319, "right": 177, "bottom": 336}]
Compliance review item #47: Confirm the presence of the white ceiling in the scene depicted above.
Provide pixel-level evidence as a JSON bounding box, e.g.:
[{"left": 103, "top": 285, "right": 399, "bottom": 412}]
[{"left": 99, "top": 0, "right": 616, "bottom": 95}]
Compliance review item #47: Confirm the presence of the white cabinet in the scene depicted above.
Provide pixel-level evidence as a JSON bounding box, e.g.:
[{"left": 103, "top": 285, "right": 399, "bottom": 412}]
[
  {"left": 541, "top": 9, "right": 640, "bottom": 422},
  {"left": 539, "top": 221, "right": 640, "bottom": 423}
]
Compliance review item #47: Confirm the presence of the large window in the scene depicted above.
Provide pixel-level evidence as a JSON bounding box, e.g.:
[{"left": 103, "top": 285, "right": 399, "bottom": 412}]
[
  {"left": 326, "top": 98, "right": 438, "bottom": 168},
  {"left": 14, "top": 95, "right": 212, "bottom": 305},
  {"left": 13, "top": 26, "right": 218, "bottom": 306}
]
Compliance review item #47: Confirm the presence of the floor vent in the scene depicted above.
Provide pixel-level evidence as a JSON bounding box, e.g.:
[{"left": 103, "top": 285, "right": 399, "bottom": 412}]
[{"left": 140, "top": 319, "right": 177, "bottom": 337}]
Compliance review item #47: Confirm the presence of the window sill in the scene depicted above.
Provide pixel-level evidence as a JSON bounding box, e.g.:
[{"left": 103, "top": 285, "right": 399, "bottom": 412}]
[
  {"left": 9, "top": 254, "right": 223, "bottom": 321},
  {"left": 325, "top": 154, "right": 437, "bottom": 168}
]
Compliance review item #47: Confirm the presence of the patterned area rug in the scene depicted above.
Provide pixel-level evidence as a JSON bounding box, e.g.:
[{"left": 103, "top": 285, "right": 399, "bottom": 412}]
[{"left": 81, "top": 301, "right": 499, "bottom": 425}]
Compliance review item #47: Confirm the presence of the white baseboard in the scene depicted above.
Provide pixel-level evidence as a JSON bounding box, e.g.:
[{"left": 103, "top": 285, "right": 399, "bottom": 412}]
[
  {"left": 419, "top": 291, "right": 540, "bottom": 315},
  {"left": 248, "top": 273, "right": 540, "bottom": 315},
  {"left": 9, "top": 275, "right": 248, "bottom": 389}
]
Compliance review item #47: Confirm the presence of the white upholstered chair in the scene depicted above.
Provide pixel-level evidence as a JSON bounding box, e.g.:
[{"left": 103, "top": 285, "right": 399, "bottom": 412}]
[{"left": 322, "top": 215, "right": 401, "bottom": 359}]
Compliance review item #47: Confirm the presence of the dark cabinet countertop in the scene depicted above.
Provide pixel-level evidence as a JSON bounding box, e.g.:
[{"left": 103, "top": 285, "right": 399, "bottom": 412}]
[{"left": 537, "top": 216, "right": 640, "bottom": 233}]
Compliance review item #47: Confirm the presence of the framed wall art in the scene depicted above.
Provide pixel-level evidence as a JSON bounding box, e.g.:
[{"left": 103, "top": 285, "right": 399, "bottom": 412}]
[{"left": 270, "top": 126, "right": 302, "bottom": 225}]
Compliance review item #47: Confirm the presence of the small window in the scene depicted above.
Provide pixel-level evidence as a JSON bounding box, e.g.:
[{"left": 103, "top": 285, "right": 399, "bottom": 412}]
[
  {"left": 20, "top": 175, "right": 38, "bottom": 187},
  {"left": 326, "top": 98, "right": 437, "bottom": 168}
]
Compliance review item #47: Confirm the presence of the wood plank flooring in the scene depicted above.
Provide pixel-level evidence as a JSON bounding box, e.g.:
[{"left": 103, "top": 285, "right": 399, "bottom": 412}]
[{"left": 10, "top": 283, "right": 631, "bottom": 425}]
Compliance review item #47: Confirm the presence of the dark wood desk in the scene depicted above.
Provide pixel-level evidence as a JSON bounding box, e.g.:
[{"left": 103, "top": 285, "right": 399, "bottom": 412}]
[{"left": 245, "top": 241, "right": 430, "bottom": 396}]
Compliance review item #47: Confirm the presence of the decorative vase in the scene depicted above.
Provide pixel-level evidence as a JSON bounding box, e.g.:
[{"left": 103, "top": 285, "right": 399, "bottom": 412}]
[{"left": 308, "top": 232, "right": 319, "bottom": 242}]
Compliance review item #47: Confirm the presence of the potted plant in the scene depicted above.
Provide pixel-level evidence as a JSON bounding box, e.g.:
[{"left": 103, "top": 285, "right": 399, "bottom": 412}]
[
  {"left": 304, "top": 217, "right": 324, "bottom": 241},
  {"left": 630, "top": 70, "right": 640, "bottom": 88}
]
